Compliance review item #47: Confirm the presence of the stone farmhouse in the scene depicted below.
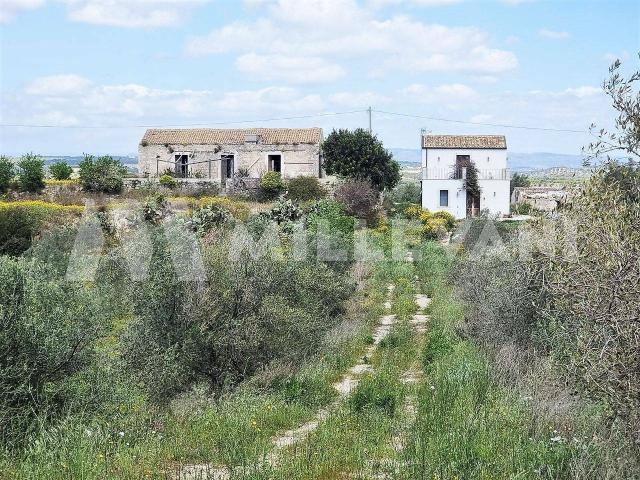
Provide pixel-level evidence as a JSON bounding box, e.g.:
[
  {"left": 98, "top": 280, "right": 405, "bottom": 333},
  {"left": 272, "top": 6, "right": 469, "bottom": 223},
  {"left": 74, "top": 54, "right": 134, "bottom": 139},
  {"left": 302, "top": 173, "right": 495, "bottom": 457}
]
[
  {"left": 138, "top": 128, "right": 323, "bottom": 186},
  {"left": 421, "top": 135, "right": 510, "bottom": 219}
]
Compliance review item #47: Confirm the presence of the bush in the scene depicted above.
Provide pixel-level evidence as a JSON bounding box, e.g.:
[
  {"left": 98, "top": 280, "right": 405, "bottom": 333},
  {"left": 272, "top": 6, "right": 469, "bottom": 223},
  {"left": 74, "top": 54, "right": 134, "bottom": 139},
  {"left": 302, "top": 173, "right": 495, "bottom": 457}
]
[
  {"left": 404, "top": 205, "right": 456, "bottom": 240},
  {"left": 122, "top": 231, "right": 353, "bottom": 400},
  {"left": 189, "top": 204, "right": 233, "bottom": 234},
  {"left": 0, "top": 201, "right": 84, "bottom": 256},
  {"left": 306, "top": 199, "right": 356, "bottom": 272},
  {"left": 159, "top": 174, "right": 177, "bottom": 189},
  {"left": 198, "top": 196, "right": 251, "bottom": 221},
  {"left": 78, "top": 155, "right": 127, "bottom": 193},
  {"left": 48, "top": 161, "right": 73, "bottom": 180},
  {"left": 18, "top": 153, "right": 45, "bottom": 192},
  {"left": 286, "top": 176, "right": 325, "bottom": 202},
  {"left": 334, "top": 180, "right": 379, "bottom": 222},
  {"left": 0, "top": 156, "right": 15, "bottom": 193},
  {"left": 260, "top": 171, "right": 284, "bottom": 199},
  {"left": 0, "top": 256, "right": 103, "bottom": 448},
  {"left": 263, "top": 197, "right": 302, "bottom": 225},
  {"left": 386, "top": 182, "right": 421, "bottom": 213},
  {"left": 348, "top": 372, "right": 401, "bottom": 416}
]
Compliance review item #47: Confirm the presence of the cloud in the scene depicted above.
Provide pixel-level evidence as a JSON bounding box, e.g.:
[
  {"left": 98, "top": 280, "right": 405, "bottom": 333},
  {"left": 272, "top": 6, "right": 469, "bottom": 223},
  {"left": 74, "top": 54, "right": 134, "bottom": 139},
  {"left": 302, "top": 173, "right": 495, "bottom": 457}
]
[
  {"left": 401, "top": 83, "right": 478, "bottom": 104},
  {"left": 25, "top": 74, "right": 92, "bottom": 95},
  {"left": 562, "top": 86, "right": 601, "bottom": 98},
  {"left": 0, "top": 0, "right": 44, "bottom": 23},
  {"left": 328, "top": 91, "right": 390, "bottom": 108},
  {"left": 187, "top": 3, "right": 518, "bottom": 78},
  {"left": 235, "top": 54, "right": 346, "bottom": 84},
  {"left": 538, "top": 28, "right": 570, "bottom": 40},
  {"left": 470, "top": 114, "right": 493, "bottom": 123}
]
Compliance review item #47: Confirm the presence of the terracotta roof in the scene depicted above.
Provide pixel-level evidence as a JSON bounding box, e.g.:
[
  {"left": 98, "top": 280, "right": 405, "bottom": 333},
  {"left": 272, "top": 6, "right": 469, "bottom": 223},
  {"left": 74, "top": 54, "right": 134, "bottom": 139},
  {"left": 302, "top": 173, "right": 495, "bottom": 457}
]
[
  {"left": 422, "top": 135, "right": 507, "bottom": 149},
  {"left": 141, "top": 128, "right": 323, "bottom": 146}
]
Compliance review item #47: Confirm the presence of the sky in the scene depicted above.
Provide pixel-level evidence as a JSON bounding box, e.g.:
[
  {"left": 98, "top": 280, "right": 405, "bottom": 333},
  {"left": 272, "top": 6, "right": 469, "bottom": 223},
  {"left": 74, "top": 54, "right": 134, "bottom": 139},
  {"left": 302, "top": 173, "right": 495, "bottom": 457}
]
[{"left": 0, "top": 0, "right": 637, "bottom": 156}]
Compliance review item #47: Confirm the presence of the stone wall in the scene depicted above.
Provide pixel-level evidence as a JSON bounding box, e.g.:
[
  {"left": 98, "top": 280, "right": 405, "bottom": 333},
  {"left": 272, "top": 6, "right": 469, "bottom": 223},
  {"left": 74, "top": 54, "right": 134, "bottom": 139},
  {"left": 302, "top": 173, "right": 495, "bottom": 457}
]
[
  {"left": 138, "top": 142, "right": 321, "bottom": 181},
  {"left": 511, "top": 186, "right": 567, "bottom": 211}
]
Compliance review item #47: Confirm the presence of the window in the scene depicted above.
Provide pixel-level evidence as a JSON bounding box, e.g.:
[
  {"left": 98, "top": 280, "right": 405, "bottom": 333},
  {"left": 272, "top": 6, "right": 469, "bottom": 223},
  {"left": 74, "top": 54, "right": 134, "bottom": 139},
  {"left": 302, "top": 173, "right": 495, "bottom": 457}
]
[
  {"left": 268, "top": 154, "right": 282, "bottom": 173},
  {"left": 175, "top": 154, "right": 188, "bottom": 178},
  {"left": 439, "top": 189, "right": 449, "bottom": 207}
]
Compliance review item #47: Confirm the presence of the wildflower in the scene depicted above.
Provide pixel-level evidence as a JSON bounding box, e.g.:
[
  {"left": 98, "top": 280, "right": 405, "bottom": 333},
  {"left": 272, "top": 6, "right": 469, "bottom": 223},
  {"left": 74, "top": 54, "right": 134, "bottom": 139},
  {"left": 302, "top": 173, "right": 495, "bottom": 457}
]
[{"left": 119, "top": 431, "right": 125, "bottom": 437}]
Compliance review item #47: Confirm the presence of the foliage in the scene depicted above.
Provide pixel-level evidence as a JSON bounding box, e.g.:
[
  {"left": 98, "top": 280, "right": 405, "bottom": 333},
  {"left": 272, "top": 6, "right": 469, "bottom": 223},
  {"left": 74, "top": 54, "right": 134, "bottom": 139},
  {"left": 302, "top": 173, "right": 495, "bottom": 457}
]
[
  {"left": 404, "top": 205, "right": 456, "bottom": 240},
  {"left": 385, "top": 182, "right": 421, "bottom": 213},
  {"left": 122, "top": 231, "right": 352, "bottom": 400},
  {"left": 0, "top": 201, "right": 84, "bottom": 256},
  {"left": 322, "top": 128, "right": 400, "bottom": 191},
  {"left": 348, "top": 372, "right": 401, "bottom": 416},
  {"left": 159, "top": 173, "right": 178, "bottom": 189},
  {"left": 18, "top": 153, "right": 46, "bottom": 192},
  {"left": 333, "top": 179, "right": 379, "bottom": 222},
  {"left": 142, "top": 193, "right": 170, "bottom": 223},
  {"left": 510, "top": 172, "right": 531, "bottom": 195},
  {"left": 259, "top": 171, "right": 284, "bottom": 199},
  {"left": 584, "top": 55, "right": 640, "bottom": 164},
  {"left": 306, "top": 199, "right": 356, "bottom": 271},
  {"left": 0, "top": 156, "right": 15, "bottom": 193},
  {"left": 78, "top": 155, "right": 127, "bottom": 193},
  {"left": 536, "top": 163, "right": 640, "bottom": 435},
  {"left": 48, "top": 161, "right": 73, "bottom": 181},
  {"left": 189, "top": 204, "right": 232, "bottom": 234},
  {"left": 286, "top": 176, "right": 325, "bottom": 202},
  {"left": 0, "top": 256, "right": 103, "bottom": 448},
  {"left": 263, "top": 197, "right": 302, "bottom": 225},
  {"left": 197, "top": 196, "right": 251, "bottom": 221}
]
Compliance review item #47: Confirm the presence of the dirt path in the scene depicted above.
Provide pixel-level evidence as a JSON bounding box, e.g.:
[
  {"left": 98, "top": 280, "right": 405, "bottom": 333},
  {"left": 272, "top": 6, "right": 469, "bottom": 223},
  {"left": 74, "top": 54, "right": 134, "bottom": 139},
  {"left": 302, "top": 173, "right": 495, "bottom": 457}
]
[{"left": 175, "top": 284, "right": 399, "bottom": 480}]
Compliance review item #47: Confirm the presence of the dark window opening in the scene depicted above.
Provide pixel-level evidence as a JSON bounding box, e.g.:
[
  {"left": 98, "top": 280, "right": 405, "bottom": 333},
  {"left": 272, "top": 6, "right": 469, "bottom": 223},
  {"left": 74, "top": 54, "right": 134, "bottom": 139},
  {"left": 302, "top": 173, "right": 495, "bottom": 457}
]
[
  {"left": 175, "top": 154, "right": 188, "bottom": 178},
  {"left": 221, "top": 154, "right": 234, "bottom": 186},
  {"left": 439, "top": 189, "right": 449, "bottom": 207},
  {"left": 268, "top": 154, "right": 282, "bottom": 173}
]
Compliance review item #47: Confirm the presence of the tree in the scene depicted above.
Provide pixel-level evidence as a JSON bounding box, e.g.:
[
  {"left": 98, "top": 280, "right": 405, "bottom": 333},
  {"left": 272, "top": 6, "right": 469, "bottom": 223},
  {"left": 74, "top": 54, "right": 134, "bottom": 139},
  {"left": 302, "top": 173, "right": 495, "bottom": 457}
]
[
  {"left": 322, "top": 128, "right": 400, "bottom": 191},
  {"left": 584, "top": 53, "right": 640, "bottom": 164},
  {"left": 78, "top": 154, "right": 127, "bottom": 193},
  {"left": 0, "top": 156, "right": 14, "bottom": 193},
  {"left": 18, "top": 153, "right": 45, "bottom": 192},
  {"left": 510, "top": 172, "right": 531, "bottom": 195},
  {"left": 48, "top": 161, "right": 73, "bottom": 180}
]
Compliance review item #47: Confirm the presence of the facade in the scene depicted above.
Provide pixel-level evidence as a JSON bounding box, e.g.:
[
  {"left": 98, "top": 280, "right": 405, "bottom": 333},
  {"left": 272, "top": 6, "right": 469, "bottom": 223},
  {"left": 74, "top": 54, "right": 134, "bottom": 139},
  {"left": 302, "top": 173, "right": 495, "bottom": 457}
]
[
  {"left": 421, "top": 135, "right": 510, "bottom": 219},
  {"left": 138, "top": 128, "right": 323, "bottom": 185}
]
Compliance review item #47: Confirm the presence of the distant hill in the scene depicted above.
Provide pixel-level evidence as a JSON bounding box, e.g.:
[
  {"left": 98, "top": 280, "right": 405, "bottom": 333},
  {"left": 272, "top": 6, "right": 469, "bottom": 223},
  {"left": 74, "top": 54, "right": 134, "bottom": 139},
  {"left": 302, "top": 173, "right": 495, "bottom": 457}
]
[{"left": 40, "top": 155, "right": 138, "bottom": 166}]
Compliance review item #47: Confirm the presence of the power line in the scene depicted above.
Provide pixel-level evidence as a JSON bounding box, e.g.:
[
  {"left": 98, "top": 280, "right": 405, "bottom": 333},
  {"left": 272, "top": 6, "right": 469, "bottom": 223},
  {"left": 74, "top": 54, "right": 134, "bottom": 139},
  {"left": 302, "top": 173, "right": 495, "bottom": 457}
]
[
  {"left": 372, "top": 109, "right": 587, "bottom": 133},
  {"left": 0, "top": 110, "right": 367, "bottom": 129}
]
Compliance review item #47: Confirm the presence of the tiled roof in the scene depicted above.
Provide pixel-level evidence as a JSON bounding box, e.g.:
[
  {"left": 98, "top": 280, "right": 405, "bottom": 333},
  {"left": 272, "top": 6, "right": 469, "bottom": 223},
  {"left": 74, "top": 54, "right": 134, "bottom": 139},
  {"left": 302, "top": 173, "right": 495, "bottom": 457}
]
[
  {"left": 422, "top": 135, "right": 507, "bottom": 149},
  {"left": 141, "top": 128, "right": 323, "bottom": 146}
]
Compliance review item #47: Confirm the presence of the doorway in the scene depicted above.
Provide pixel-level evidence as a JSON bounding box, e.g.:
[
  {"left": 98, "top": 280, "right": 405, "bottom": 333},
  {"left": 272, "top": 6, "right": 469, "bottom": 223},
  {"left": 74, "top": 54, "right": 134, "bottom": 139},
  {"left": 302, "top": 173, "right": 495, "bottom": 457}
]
[
  {"left": 175, "top": 154, "right": 188, "bottom": 178},
  {"left": 221, "top": 154, "right": 234, "bottom": 186},
  {"left": 268, "top": 154, "right": 282, "bottom": 173}
]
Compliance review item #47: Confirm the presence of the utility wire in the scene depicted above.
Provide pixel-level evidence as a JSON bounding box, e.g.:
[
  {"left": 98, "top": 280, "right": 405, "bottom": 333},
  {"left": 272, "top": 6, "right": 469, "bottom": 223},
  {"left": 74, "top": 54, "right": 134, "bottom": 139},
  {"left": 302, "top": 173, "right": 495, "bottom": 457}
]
[
  {"left": 372, "top": 109, "right": 587, "bottom": 133},
  {"left": 0, "top": 110, "right": 367, "bottom": 129}
]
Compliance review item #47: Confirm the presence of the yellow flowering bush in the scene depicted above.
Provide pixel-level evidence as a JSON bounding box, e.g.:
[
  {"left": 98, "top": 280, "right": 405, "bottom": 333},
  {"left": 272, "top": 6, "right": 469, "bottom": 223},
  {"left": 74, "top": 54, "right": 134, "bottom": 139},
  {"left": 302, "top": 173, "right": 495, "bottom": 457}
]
[
  {"left": 403, "top": 204, "right": 456, "bottom": 240},
  {"left": 197, "top": 196, "right": 251, "bottom": 221}
]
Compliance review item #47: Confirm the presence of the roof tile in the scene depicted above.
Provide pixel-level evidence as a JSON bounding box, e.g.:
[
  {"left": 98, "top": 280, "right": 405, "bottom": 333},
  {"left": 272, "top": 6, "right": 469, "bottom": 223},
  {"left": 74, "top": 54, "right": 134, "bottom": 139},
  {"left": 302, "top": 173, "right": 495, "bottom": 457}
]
[
  {"left": 141, "top": 128, "right": 323, "bottom": 146},
  {"left": 423, "top": 135, "right": 507, "bottom": 149}
]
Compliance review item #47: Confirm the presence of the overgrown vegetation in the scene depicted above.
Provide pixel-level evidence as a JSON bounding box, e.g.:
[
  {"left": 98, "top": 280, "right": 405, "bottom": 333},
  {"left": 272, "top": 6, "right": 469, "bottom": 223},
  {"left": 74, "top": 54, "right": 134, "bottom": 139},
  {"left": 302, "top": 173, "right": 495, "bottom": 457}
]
[
  {"left": 48, "top": 161, "right": 73, "bottom": 181},
  {"left": 78, "top": 154, "right": 127, "bottom": 193}
]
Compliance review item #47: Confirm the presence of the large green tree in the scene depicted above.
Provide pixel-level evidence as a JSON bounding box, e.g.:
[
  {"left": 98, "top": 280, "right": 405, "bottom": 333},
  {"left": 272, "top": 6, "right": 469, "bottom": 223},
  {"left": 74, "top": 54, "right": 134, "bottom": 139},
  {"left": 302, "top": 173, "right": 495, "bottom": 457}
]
[{"left": 322, "top": 128, "right": 400, "bottom": 191}]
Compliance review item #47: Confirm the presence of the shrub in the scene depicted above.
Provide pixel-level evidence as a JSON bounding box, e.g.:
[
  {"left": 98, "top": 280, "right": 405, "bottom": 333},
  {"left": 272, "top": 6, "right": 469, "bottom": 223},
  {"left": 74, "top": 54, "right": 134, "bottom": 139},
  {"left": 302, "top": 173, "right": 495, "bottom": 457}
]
[
  {"left": 0, "top": 156, "right": 15, "bottom": 193},
  {"left": 18, "top": 153, "right": 45, "bottom": 192},
  {"left": 404, "top": 205, "right": 456, "bottom": 240},
  {"left": 78, "top": 155, "right": 127, "bottom": 193},
  {"left": 48, "top": 161, "right": 73, "bottom": 180},
  {"left": 263, "top": 197, "right": 302, "bottom": 225},
  {"left": 189, "top": 205, "right": 232, "bottom": 234},
  {"left": 142, "top": 193, "right": 170, "bottom": 223},
  {"left": 386, "top": 182, "right": 421, "bottom": 213},
  {"left": 260, "top": 171, "right": 284, "bottom": 199},
  {"left": 334, "top": 180, "right": 379, "bottom": 222},
  {"left": 159, "top": 174, "right": 177, "bottom": 189},
  {"left": 0, "top": 201, "right": 84, "bottom": 256},
  {"left": 286, "top": 176, "right": 325, "bottom": 202},
  {"left": 306, "top": 199, "right": 355, "bottom": 272},
  {"left": 0, "top": 256, "right": 103, "bottom": 448},
  {"left": 198, "top": 196, "right": 251, "bottom": 221},
  {"left": 432, "top": 211, "right": 456, "bottom": 231}
]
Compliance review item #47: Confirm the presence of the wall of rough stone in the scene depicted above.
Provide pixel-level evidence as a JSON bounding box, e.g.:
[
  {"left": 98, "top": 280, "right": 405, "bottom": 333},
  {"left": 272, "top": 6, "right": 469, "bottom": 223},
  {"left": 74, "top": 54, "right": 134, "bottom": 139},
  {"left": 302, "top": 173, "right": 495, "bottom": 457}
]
[
  {"left": 511, "top": 186, "right": 567, "bottom": 211},
  {"left": 138, "top": 142, "right": 321, "bottom": 181}
]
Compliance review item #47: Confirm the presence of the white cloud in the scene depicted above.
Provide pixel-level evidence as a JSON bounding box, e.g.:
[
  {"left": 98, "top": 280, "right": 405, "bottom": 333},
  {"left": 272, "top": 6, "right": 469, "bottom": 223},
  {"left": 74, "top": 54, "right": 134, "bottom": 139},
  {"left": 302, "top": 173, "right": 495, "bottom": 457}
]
[
  {"left": 25, "top": 74, "right": 92, "bottom": 95},
  {"left": 187, "top": 3, "right": 518, "bottom": 77},
  {"left": 328, "top": 91, "right": 390, "bottom": 108},
  {"left": 538, "top": 28, "right": 570, "bottom": 40},
  {"left": 401, "top": 83, "right": 478, "bottom": 104},
  {"left": 470, "top": 114, "right": 493, "bottom": 123},
  {"left": 563, "top": 86, "right": 601, "bottom": 98},
  {"left": 0, "top": 0, "right": 44, "bottom": 23},
  {"left": 235, "top": 53, "right": 346, "bottom": 84}
]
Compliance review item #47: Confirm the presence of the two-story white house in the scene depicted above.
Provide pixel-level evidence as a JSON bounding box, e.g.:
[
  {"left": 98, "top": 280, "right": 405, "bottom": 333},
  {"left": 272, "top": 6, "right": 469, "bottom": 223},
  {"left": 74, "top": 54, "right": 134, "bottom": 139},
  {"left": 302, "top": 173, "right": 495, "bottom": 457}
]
[{"left": 421, "top": 135, "right": 510, "bottom": 219}]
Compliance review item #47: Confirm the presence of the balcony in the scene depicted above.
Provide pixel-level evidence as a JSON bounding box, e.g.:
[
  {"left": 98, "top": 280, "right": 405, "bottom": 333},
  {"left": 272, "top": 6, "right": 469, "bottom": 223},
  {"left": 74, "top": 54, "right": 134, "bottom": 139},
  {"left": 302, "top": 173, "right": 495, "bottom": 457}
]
[{"left": 421, "top": 167, "right": 510, "bottom": 180}]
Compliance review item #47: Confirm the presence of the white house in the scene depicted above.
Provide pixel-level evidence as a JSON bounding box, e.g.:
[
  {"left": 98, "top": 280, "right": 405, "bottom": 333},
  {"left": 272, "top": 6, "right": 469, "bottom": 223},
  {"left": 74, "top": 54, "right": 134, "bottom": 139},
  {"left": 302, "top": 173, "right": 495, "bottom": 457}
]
[
  {"left": 421, "top": 135, "right": 510, "bottom": 219},
  {"left": 138, "top": 128, "right": 323, "bottom": 185}
]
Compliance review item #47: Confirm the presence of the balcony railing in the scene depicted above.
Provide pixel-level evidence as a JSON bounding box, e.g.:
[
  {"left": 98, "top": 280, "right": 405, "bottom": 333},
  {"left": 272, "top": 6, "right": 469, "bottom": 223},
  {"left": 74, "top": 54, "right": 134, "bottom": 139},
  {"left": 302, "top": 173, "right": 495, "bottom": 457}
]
[{"left": 421, "top": 167, "right": 510, "bottom": 180}]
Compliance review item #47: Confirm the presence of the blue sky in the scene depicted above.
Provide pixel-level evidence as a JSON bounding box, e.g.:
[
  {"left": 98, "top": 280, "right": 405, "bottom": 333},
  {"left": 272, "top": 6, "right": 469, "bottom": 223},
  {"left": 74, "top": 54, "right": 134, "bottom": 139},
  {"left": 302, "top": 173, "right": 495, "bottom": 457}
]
[{"left": 0, "top": 0, "right": 637, "bottom": 156}]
